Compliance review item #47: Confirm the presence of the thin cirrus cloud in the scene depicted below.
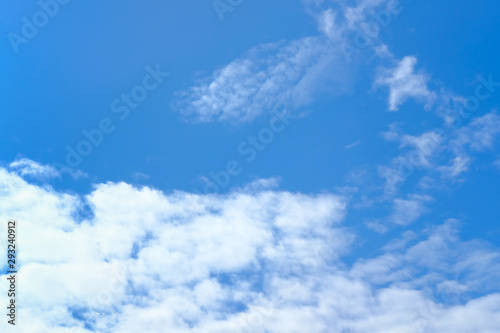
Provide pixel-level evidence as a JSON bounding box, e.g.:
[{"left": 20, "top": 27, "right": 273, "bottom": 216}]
[
  {"left": 1, "top": 165, "right": 500, "bottom": 332},
  {"left": 494, "top": 159, "right": 500, "bottom": 170},
  {"left": 174, "top": 36, "right": 351, "bottom": 123}
]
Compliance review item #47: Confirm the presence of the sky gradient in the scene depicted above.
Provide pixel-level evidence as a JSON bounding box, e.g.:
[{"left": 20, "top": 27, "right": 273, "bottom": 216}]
[{"left": 1, "top": 0, "right": 500, "bottom": 332}]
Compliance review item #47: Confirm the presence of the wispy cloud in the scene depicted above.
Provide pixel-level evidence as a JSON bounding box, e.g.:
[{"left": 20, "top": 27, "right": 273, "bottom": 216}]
[
  {"left": 352, "top": 219, "right": 500, "bottom": 295},
  {"left": 175, "top": 37, "right": 350, "bottom": 123},
  {"left": 400, "top": 131, "right": 443, "bottom": 167},
  {"left": 376, "top": 111, "right": 500, "bottom": 195},
  {"left": 9, "top": 158, "right": 60, "bottom": 180},
  {"left": 494, "top": 159, "right": 500, "bottom": 170},
  {"left": 380, "top": 122, "right": 401, "bottom": 141},
  {"left": 378, "top": 165, "right": 404, "bottom": 195},
  {"left": 375, "top": 56, "right": 436, "bottom": 111},
  {"left": 390, "top": 194, "right": 433, "bottom": 225},
  {"left": 344, "top": 140, "right": 361, "bottom": 149},
  {"left": 131, "top": 172, "right": 150, "bottom": 181},
  {"left": 438, "top": 155, "right": 471, "bottom": 178},
  {"left": 451, "top": 112, "right": 500, "bottom": 153}
]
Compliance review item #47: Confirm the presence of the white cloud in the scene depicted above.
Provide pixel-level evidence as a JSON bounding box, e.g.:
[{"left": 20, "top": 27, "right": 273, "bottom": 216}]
[
  {"left": 377, "top": 110, "right": 500, "bottom": 193},
  {"left": 390, "top": 194, "right": 433, "bottom": 225},
  {"left": 373, "top": 111, "right": 500, "bottom": 196},
  {"left": 131, "top": 172, "right": 150, "bottom": 181},
  {"left": 365, "top": 220, "right": 389, "bottom": 233},
  {"left": 9, "top": 158, "right": 60, "bottom": 180},
  {"left": 380, "top": 123, "right": 400, "bottom": 141},
  {"left": 374, "top": 44, "right": 393, "bottom": 59},
  {"left": 343, "top": 0, "right": 400, "bottom": 28},
  {"left": 175, "top": 36, "right": 351, "bottom": 123},
  {"left": 176, "top": 0, "right": 437, "bottom": 125},
  {"left": 401, "top": 131, "right": 443, "bottom": 157},
  {"left": 0, "top": 168, "right": 349, "bottom": 331},
  {"left": 310, "top": 0, "right": 401, "bottom": 33},
  {"left": 400, "top": 131, "right": 443, "bottom": 167},
  {"left": 317, "top": 8, "right": 344, "bottom": 41},
  {"left": 494, "top": 159, "right": 500, "bottom": 170},
  {"left": 344, "top": 220, "right": 500, "bottom": 332},
  {"left": 344, "top": 140, "right": 361, "bottom": 149},
  {"left": 375, "top": 56, "right": 436, "bottom": 111},
  {"left": 0, "top": 168, "right": 499, "bottom": 332},
  {"left": 353, "top": 220, "right": 500, "bottom": 294},
  {"left": 451, "top": 112, "right": 500, "bottom": 153},
  {"left": 439, "top": 155, "right": 471, "bottom": 178},
  {"left": 378, "top": 165, "right": 404, "bottom": 195},
  {"left": 240, "top": 177, "right": 281, "bottom": 191}
]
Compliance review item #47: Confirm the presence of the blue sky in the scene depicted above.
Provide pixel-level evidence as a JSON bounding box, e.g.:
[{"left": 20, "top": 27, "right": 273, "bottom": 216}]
[{"left": 1, "top": 0, "right": 500, "bottom": 332}]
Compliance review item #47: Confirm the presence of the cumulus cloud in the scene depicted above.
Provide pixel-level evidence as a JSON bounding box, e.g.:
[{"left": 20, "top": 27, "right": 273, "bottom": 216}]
[
  {"left": 0, "top": 168, "right": 348, "bottom": 332},
  {"left": 375, "top": 56, "right": 436, "bottom": 111},
  {"left": 175, "top": 37, "right": 350, "bottom": 123},
  {"left": 0, "top": 167, "right": 499, "bottom": 332}
]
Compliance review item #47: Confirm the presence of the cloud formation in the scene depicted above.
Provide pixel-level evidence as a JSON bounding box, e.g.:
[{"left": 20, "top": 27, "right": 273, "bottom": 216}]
[
  {"left": 0, "top": 168, "right": 499, "bottom": 332},
  {"left": 390, "top": 194, "right": 432, "bottom": 225},
  {"left": 175, "top": 37, "right": 350, "bottom": 123},
  {"left": 9, "top": 158, "right": 60, "bottom": 180},
  {"left": 375, "top": 56, "right": 435, "bottom": 111}
]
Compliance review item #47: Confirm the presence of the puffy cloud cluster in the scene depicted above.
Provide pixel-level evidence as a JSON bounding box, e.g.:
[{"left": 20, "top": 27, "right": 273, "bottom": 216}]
[{"left": 0, "top": 167, "right": 499, "bottom": 332}]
